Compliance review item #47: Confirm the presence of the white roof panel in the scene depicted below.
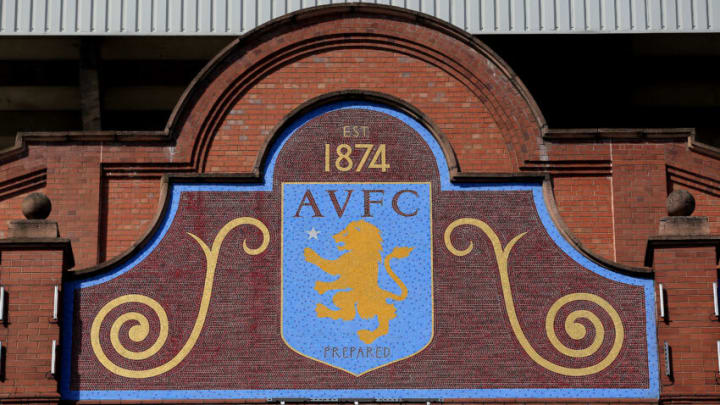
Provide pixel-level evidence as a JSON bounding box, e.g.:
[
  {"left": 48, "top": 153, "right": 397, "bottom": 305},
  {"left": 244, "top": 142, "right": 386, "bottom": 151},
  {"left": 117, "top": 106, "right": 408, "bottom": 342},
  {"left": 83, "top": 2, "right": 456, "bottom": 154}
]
[{"left": 0, "top": 0, "right": 718, "bottom": 35}]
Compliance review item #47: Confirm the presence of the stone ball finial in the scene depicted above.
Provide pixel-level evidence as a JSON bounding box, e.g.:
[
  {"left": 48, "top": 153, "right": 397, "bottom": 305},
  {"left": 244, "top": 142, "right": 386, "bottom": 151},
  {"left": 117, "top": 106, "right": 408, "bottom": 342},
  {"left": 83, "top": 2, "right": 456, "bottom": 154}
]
[
  {"left": 21, "top": 192, "right": 52, "bottom": 220},
  {"left": 666, "top": 189, "right": 695, "bottom": 216}
]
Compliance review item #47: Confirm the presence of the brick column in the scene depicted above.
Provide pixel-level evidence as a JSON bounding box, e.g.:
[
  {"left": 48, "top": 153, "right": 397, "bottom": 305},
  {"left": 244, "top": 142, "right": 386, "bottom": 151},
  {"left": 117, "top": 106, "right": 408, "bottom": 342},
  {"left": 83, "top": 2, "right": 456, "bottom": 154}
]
[
  {"left": 645, "top": 191, "right": 720, "bottom": 403},
  {"left": 0, "top": 193, "right": 72, "bottom": 404}
]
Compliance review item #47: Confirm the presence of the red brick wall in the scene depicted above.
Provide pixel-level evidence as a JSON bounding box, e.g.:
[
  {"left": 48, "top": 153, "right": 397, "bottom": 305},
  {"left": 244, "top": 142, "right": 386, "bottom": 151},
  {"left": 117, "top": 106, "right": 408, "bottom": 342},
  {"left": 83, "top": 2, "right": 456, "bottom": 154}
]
[
  {"left": 102, "top": 178, "right": 160, "bottom": 261},
  {"left": 0, "top": 248, "right": 64, "bottom": 401},
  {"left": 0, "top": 5, "right": 716, "bottom": 402},
  {"left": 666, "top": 143, "right": 720, "bottom": 236},
  {"left": 610, "top": 144, "right": 668, "bottom": 267},
  {"left": 0, "top": 146, "right": 100, "bottom": 268},
  {"left": 46, "top": 146, "right": 102, "bottom": 267},
  {"left": 552, "top": 176, "right": 615, "bottom": 261},
  {"left": 653, "top": 246, "right": 720, "bottom": 398},
  {"left": 0, "top": 7, "right": 714, "bottom": 279},
  {"left": 206, "top": 48, "right": 513, "bottom": 174},
  {"left": 0, "top": 191, "right": 45, "bottom": 239}
]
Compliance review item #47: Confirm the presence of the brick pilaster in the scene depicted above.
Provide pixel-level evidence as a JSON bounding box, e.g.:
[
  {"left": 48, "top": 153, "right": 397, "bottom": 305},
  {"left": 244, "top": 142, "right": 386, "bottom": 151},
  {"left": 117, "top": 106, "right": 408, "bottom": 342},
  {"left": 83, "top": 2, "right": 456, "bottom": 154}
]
[
  {"left": 646, "top": 236, "right": 720, "bottom": 402},
  {"left": 0, "top": 218, "right": 73, "bottom": 403}
]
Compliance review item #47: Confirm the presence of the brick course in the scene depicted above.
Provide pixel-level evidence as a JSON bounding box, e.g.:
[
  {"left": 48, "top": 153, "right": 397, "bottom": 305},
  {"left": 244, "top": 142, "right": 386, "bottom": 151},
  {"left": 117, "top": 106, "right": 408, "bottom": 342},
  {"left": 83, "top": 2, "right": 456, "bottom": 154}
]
[
  {"left": 0, "top": 245, "right": 67, "bottom": 402},
  {"left": 652, "top": 245, "right": 720, "bottom": 399},
  {"left": 0, "top": 4, "right": 716, "bottom": 403}
]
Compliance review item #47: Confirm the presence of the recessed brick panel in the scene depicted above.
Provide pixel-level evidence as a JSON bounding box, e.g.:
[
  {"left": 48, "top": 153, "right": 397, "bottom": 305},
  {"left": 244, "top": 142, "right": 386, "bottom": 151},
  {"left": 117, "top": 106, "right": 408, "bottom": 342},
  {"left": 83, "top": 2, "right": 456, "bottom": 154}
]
[{"left": 68, "top": 107, "right": 653, "bottom": 398}]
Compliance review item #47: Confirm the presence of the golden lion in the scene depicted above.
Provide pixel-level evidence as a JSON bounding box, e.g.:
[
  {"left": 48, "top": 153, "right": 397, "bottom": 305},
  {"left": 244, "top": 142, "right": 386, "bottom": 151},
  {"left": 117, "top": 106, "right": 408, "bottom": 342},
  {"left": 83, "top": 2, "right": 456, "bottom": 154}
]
[{"left": 304, "top": 220, "right": 413, "bottom": 344}]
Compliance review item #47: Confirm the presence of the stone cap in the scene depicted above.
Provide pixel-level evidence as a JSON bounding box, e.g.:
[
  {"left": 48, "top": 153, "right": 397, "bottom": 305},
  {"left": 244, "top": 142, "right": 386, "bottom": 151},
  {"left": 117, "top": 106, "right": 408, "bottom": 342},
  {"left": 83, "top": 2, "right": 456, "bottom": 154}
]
[
  {"left": 6, "top": 192, "right": 60, "bottom": 238},
  {"left": 8, "top": 219, "right": 59, "bottom": 238},
  {"left": 0, "top": 238, "right": 75, "bottom": 270},
  {"left": 644, "top": 235, "right": 720, "bottom": 267},
  {"left": 0, "top": 191, "right": 74, "bottom": 269},
  {"left": 658, "top": 216, "right": 710, "bottom": 237}
]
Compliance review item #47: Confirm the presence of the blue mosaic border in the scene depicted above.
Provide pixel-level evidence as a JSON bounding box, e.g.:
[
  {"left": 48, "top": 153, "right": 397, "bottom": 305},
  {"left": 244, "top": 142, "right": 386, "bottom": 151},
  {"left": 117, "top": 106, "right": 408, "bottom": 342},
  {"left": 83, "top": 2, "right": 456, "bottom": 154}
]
[{"left": 61, "top": 101, "right": 659, "bottom": 400}]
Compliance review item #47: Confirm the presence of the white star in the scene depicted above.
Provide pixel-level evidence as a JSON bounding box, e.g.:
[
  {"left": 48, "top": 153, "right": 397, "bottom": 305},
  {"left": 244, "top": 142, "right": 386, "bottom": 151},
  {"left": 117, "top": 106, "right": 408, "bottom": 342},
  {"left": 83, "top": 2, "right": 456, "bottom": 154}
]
[{"left": 306, "top": 227, "right": 320, "bottom": 240}]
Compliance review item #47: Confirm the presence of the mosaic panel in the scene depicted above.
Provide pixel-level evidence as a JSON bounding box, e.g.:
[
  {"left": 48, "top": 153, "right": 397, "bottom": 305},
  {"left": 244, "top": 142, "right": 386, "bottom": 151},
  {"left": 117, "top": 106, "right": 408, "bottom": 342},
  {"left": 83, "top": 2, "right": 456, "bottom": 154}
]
[{"left": 62, "top": 102, "right": 658, "bottom": 400}]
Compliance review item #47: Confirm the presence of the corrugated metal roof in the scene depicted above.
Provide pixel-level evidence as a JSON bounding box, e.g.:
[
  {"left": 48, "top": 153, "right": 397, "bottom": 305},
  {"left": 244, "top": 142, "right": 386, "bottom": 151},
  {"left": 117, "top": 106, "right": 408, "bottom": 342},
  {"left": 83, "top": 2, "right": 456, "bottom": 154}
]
[{"left": 0, "top": 0, "right": 718, "bottom": 35}]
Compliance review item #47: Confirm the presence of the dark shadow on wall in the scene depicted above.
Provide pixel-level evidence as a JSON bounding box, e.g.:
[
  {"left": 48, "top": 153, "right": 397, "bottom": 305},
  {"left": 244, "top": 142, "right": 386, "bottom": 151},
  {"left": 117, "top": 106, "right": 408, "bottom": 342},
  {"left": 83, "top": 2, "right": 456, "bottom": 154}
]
[
  {"left": 481, "top": 33, "right": 720, "bottom": 147},
  {"left": 0, "top": 34, "right": 718, "bottom": 148}
]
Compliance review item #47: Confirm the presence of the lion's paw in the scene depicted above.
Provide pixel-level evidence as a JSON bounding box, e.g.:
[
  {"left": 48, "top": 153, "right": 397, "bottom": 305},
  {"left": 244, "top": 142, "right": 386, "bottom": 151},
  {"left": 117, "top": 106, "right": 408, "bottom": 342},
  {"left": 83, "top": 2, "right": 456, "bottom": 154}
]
[
  {"left": 357, "top": 329, "right": 378, "bottom": 345},
  {"left": 315, "top": 303, "right": 327, "bottom": 317},
  {"left": 304, "top": 247, "right": 319, "bottom": 262},
  {"left": 314, "top": 281, "right": 327, "bottom": 295}
]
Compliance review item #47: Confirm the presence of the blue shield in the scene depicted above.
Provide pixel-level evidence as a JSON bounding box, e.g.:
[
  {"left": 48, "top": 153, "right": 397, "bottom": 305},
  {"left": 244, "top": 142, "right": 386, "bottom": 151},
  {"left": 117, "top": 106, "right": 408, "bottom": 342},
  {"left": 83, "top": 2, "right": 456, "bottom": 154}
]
[{"left": 282, "top": 182, "right": 433, "bottom": 376}]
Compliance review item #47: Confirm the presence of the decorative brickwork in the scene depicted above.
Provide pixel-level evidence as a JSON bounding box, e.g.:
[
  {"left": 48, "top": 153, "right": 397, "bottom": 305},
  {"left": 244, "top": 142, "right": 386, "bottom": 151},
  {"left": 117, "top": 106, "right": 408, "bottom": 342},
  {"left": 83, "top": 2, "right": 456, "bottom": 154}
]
[
  {"left": 0, "top": 4, "right": 716, "bottom": 404},
  {"left": 64, "top": 104, "right": 656, "bottom": 400},
  {"left": 0, "top": 238, "right": 72, "bottom": 403},
  {"left": 647, "top": 241, "right": 720, "bottom": 402}
]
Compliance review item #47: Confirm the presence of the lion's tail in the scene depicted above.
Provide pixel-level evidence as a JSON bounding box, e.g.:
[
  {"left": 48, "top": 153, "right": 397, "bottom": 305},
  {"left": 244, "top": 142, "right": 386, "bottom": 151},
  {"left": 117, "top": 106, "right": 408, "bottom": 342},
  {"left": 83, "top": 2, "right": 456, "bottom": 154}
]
[{"left": 384, "top": 247, "right": 412, "bottom": 301}]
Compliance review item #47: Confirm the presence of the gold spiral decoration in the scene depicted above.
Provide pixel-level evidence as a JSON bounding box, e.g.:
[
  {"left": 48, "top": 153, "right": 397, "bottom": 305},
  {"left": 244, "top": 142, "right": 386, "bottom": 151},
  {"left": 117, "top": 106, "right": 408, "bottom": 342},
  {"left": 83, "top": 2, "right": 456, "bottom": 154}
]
[
  {"left": 91, "top": 217, "right": 270, "bottom": 379},
  {"left": 444, "top": 218, "right": 624, "bottom": 376}
]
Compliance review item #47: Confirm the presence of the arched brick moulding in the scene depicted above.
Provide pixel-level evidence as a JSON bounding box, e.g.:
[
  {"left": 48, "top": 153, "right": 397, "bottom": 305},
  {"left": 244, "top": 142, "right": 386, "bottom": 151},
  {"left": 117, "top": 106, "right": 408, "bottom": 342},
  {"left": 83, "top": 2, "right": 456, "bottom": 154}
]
[
  {"left": 72, "top": 99, "right": 650, "bottom": 280},
  {"left": 0, "top": 4, "right": 547, "bottom": 175},
  {"left": 252, "top": 90, "right": 460, "bottom": 178},
  {"left": 162, "top": 4, "right": 547, "bottom": 174},
  {"left": 68, "top": 4, "right": 655, "bottom": 279},
  {"left": 0, "top": 4, "right": 704, "bottom": 277}
]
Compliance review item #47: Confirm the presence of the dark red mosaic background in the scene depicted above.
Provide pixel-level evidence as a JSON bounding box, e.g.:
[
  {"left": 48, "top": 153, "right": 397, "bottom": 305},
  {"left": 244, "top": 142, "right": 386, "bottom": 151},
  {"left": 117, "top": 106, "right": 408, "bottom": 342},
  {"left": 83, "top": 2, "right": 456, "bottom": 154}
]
[{"left": 70, "top": 108, "right": 649, "bottom": 391}]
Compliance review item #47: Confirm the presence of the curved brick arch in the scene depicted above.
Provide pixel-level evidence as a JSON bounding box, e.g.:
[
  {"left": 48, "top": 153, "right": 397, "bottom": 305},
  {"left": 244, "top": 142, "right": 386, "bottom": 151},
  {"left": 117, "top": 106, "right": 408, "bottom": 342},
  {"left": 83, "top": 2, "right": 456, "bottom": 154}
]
[
  {"left": 0, "top": 4, "right": 552, "bottom": 271},
  {"left": 166, "top": 4, "right": 546, "bottom": 174},
  {"left": 249, "top": 90, "right": 462, "bottom": 179}
]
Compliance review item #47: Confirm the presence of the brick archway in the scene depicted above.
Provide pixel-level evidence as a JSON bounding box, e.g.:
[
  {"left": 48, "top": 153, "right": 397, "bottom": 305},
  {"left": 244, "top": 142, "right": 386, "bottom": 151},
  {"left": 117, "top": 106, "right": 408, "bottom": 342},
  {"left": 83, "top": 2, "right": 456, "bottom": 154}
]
[{"left": 166, "top": 4, "right": 546, "bottom": 175}]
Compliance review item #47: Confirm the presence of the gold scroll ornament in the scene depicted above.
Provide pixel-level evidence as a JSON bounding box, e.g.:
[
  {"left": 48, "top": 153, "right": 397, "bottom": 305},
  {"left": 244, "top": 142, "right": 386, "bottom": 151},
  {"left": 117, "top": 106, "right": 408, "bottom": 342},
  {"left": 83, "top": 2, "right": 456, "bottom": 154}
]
[
  {"left": 91, "top": 217, "right": 270, "bottom": 379},
  {"left": 444, "top": 218, "right": 624, "bottom": 376}
]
